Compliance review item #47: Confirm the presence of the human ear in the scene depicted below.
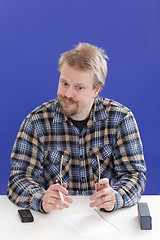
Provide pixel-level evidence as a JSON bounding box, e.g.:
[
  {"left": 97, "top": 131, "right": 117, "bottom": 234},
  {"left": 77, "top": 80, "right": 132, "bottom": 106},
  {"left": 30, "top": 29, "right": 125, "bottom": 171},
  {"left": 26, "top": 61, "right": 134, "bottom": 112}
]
[{"left": 93, "top": 86, "right": 101, "bottom": 98}]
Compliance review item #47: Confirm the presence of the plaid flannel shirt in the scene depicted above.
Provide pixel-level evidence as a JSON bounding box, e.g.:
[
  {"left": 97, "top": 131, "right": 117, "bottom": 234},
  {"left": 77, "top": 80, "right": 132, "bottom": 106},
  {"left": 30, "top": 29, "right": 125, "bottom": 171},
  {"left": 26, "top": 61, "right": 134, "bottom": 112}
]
[{"left": 7, "top": 97, "right": 146, "bottom": 212}]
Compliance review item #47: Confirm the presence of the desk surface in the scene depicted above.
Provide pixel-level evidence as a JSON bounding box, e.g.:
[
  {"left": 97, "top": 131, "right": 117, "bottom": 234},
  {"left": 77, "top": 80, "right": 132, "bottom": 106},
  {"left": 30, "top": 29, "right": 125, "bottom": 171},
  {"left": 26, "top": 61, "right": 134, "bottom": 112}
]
[{"left": 0, "top": 195, "right": 159, "bottom": 240}]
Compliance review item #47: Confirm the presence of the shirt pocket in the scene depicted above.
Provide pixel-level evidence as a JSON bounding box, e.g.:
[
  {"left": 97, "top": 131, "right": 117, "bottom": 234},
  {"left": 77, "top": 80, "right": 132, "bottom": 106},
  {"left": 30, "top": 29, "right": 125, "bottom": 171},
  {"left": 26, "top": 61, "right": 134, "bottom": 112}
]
[
  {"left": 44, "top": 149, "right": 70, "bottom": 186},
  {"left": 88, "top": 144, "right": 113, "bottom": 183}
]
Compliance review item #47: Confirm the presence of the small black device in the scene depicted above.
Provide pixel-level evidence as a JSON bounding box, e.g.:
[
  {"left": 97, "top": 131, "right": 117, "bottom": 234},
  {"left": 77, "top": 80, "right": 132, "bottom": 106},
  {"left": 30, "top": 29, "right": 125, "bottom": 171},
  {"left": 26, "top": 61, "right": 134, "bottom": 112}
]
[
  {"left": 138, "top": 202, "right": 152, "bottom": 230},
  {"left": 18, "top": 209, "right": 34, "bottom": 223}
]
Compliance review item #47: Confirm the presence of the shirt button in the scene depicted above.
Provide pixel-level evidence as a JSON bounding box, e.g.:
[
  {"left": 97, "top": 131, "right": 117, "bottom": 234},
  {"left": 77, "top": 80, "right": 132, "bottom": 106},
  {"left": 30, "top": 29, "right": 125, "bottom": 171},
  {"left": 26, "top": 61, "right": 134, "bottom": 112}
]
[{"left": 81, "top": 176, "right": 85, "bottom": 182}]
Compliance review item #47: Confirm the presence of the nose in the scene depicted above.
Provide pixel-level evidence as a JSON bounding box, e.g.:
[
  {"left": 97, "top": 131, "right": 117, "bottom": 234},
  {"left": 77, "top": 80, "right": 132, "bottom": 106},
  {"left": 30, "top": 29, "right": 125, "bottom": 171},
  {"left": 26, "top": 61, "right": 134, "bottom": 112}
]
[{"left": 64, "top": 86, "right": 74, "bottom": 98}]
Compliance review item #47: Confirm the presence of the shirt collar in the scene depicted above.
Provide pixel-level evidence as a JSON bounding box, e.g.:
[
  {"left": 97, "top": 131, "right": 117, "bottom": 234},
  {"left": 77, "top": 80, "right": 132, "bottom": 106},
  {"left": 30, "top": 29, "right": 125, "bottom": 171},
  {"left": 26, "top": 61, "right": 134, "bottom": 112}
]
[
  {"left": 87, "top": 97, "right": 108, "bottom": 128},
  {"left": 52, "top": 100, "right": 66, "bottom": 124},
  {"left": 52, "top": 97, "right": 108, "bottom": 125}
]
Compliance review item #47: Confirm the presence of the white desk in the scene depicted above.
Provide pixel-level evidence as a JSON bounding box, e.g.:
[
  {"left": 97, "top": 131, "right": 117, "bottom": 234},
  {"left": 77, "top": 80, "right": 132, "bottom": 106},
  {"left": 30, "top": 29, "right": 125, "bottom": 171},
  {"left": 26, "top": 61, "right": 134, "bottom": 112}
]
[{"left": 0, "top": 195, "right": 159, "bottom": 240}]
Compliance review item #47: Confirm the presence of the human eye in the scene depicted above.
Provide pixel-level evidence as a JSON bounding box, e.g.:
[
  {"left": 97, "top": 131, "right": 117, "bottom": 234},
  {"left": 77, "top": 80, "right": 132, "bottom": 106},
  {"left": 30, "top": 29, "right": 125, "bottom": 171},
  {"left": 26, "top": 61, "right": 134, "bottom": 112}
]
[
  {"left": 77, "top": 86, "right": 84, "bottom": 90},
  {"left": 61, "top": 81, "right": 68, "bottom": 86}
]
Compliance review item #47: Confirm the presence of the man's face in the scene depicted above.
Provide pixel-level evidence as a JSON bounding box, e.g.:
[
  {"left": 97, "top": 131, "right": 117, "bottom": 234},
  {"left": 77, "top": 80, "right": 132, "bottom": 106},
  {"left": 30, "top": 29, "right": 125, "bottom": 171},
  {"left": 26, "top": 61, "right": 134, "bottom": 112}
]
[{"left": 57, "top": 63, "right": 100, "bottom": 120}]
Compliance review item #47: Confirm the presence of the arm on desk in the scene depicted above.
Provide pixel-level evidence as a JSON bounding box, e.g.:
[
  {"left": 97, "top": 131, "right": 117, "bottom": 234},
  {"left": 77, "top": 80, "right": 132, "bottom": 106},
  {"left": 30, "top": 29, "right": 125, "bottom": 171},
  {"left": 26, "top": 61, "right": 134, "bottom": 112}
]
[
  {"left": 90, "top": 111, "right": 146, "bottom": 211},
  {"left": 7, "top": 117, "right": 46, "bottom": 213},
  {"left": 110, "top": 111, "right": 146, "bottom": 210}
]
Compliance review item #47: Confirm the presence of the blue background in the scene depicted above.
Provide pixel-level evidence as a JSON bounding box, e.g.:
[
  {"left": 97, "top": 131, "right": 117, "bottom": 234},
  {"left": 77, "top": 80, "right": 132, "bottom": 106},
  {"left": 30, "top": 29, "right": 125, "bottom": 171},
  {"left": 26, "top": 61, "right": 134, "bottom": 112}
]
[{"left": 0, "top": 0, "right": 160, "bottom": 195}]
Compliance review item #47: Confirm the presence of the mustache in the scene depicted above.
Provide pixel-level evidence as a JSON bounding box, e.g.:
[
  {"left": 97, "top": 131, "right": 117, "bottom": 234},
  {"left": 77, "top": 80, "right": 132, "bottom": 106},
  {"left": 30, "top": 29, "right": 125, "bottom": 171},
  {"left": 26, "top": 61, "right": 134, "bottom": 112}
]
[{"left": 60, "top": 96, "right": 77, "bottom": 104}]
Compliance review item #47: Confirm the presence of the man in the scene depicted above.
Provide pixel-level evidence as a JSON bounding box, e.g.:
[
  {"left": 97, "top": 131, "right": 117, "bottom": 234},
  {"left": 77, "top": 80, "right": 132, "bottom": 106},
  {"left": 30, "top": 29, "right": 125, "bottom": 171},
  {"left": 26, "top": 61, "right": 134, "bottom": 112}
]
[{"left": 7, "top": 43, "right": 146, "bottom": 213}]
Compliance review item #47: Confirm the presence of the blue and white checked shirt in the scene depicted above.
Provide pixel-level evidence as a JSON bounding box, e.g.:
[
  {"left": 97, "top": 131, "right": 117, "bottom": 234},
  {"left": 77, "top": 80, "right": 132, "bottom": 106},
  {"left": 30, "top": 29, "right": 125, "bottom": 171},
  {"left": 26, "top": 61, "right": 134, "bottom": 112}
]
[{"left": 7, "top": 97, "right": 146, "bottom": 212}]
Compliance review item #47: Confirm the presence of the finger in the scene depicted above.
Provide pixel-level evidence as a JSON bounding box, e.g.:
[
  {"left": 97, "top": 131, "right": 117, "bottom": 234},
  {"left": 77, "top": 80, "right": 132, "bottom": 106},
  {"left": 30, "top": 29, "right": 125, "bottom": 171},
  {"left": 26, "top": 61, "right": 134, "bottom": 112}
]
[
  {"left": 90, "top": 186, "right": 115, "bottom": 209},
  {"left": 90, "top": 192, "right": 115, "bottom": 207},
  {"left": 89, "top": 195, "right": 115, "bottom": 209},
  {"left": 63, "top": 195, "right": 73, "bottom": 204},
  {"left": 43, "top": 201, "right": 66, "bottom": 212},
  {"left": 49, "top": 193, "right": 71, "bottom": 207},
  {"left": 99, "top": 178, "right": 110, "bottom": 188},
  {"left": 42, "top": 203, "right": 58, "bottom": 213},
  {"left": 96, "top": 200, "right": 115, "bottom": 211},
  {"left": 54, "top": 189, "right": 73, "bottom": 204},
  {"left": 42, "top": 184, "right": 72, "bottom": 212},
  {"left": 95, "top": 183, "right": 103, "bottom": 191},
  {"left": 89, "top": 195, "right": 107, "bottom": 208},
  {"left": 45, "top": 188, "right": 73, "bottom": 205},
  {"left": 90, "top": 187, "right": 110, "bottom": 201},
  {"left": 57, "top": 183, "right": 73, "bottom": 203},
  {"left": 62, "top": 182, "right": 68, "bottom": 189},
  {"left": 49, "top": 184, "right": 69, "bottom": 195},
  {"left": 44, "top": 189, "right": 60, "bottom": 200},
  {"left": 43, "top": 189, "right": 68, "bottom": 206},
  {"left": 44, "top": 195, "right": 70, "bottom": 209},
  {"left": 90, "top": 194, "right": 110, "bottom": 206},
  {"left": 95, "top": 178, "right": 110, "bottom": 192},
  {"left": 42, "top": 197, "right": 61, "bottom": 212}
]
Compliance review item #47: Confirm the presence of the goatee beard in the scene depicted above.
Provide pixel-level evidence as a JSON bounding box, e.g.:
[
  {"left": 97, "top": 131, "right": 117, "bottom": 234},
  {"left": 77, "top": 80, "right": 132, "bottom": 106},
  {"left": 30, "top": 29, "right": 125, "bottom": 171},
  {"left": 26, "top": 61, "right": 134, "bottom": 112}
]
[{"left": 59, "top": 96, "right": 78, "bottom": 117}]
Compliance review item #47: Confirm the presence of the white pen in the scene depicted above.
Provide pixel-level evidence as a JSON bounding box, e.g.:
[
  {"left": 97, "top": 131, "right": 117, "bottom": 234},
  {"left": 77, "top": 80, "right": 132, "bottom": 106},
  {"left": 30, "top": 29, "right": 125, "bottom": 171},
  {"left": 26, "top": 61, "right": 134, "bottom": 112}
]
[
  {"left": 56, "top": 180, "right": 64, "bottom": 202},
  {"left": 97, "top": 155, "right": 101, "bottom": 191}
]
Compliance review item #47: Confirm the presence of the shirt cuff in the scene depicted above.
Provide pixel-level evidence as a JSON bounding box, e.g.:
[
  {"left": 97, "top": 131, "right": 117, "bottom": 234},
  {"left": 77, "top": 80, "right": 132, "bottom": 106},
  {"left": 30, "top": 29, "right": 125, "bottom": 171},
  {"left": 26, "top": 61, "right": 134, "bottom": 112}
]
[
  {"left": 31, "top": 190, "right": 46, "bottom": 213},
  {"left": 114, "top": 190, "right": 124, "bottom": 210}
]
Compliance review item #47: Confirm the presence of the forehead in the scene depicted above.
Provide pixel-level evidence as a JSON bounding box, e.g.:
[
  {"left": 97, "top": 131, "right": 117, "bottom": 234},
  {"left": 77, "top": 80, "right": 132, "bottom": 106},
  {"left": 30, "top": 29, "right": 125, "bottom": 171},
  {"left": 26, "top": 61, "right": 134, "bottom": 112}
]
[{"left": 59, "top": 63, "right": 94, "bottom": 85}]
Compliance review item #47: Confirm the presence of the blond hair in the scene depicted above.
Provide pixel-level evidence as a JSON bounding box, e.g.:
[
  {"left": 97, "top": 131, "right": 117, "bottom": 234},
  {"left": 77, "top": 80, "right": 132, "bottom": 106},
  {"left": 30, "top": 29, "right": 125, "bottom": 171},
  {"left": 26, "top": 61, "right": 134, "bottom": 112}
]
[{"left": 58, "top": 43, "right": 108, "bottom": 90}]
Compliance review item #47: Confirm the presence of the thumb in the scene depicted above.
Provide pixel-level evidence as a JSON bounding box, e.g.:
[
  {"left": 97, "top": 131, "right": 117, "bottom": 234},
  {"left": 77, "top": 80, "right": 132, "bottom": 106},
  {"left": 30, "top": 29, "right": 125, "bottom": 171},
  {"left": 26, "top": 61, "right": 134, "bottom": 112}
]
[
  {"left": 62, "top": 182, "right": 68, "bottom": 189},
  {"left": 99, "top": 178, "right": 110, "bottom": 188}
]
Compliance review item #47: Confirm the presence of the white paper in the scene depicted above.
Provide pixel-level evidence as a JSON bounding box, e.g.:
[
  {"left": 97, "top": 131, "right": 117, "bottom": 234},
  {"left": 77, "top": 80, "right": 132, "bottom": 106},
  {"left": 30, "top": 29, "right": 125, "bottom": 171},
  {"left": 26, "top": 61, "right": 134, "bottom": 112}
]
[{"left": 60, "top": 210, "right": 118, "bottom": 236}]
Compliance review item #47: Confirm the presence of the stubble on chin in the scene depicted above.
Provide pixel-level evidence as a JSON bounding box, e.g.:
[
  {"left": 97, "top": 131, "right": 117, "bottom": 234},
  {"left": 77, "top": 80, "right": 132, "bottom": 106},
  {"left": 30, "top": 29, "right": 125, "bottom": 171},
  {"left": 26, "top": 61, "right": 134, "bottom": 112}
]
[
  {"left": 58, "top": 96, "right": 78, "bottom": 117},
  {"left": 60, "top": 105, "right": 78, "bottom": 117}
]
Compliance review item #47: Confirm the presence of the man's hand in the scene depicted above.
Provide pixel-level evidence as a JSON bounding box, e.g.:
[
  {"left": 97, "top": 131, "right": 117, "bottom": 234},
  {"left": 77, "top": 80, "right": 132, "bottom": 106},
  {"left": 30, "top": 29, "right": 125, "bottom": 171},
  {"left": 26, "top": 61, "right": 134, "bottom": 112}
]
[
  {"left": 89, "top": 178, "right": 115, "bottom": 211},
  {"left": 42, "top": 182, "right": 73, "bottom": 213}
]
